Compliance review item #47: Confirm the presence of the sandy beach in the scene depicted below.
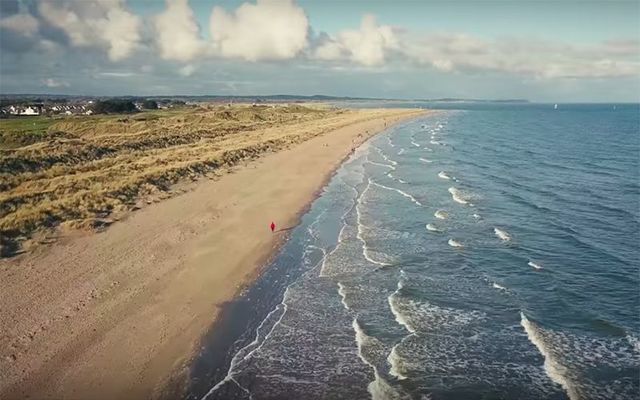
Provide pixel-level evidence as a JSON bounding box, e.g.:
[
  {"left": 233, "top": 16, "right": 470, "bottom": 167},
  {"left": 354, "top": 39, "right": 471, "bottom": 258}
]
[{"left": 0, "top": 107, "right": 425, "bottom": 400}]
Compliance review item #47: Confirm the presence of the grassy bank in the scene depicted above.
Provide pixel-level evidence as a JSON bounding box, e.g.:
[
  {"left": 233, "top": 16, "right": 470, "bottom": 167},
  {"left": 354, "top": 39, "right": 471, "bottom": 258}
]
[{"left": 1, "top": 104, "right": 368, "bottom": 255}]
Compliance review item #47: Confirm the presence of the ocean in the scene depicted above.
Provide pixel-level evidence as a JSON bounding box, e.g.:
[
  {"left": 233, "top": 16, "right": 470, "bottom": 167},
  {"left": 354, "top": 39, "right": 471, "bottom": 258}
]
[{"left": 188, "top": 103, "right": 640, "bottom": 400}]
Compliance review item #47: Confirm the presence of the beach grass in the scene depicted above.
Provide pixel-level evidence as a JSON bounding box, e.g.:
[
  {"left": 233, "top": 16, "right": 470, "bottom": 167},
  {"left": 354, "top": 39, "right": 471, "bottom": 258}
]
[{"left": 0, "top": 104, "right": 368, "bottom": 252}]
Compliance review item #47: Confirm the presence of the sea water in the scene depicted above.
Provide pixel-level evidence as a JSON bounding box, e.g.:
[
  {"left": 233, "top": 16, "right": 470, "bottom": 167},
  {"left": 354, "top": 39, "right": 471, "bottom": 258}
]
[{"left": 197, "top": 104, "right": 639, "bottom": 400}]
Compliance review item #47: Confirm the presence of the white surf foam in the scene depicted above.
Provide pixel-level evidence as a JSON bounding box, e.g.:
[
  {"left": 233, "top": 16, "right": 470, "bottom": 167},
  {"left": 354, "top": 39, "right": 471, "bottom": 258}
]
[
  {"left": 356, "top": 181, "right": 392, "bottom": 266},
  {"left": 370, "top": 179, "right": 422, "bottom": 206},
  {"left": 387, "top": 344, "right": 408, "bottom": 380},
  {"left": 203, "top": 289, "right": 290, "bottom": 399},
  {"left": 411, "top": 140, "right": 420, "bottom": 148},
  {"left": 528, "top": 260, "right": 543, "bottom": 270},
  {"left": 448, "top": 239, "right": 464, "bottom": 248},
  {"left": 492, "top": 282, "right": 507, "bottom": 291},
  {"left": 397, "top": 148, "right": 405, "bottom": 155},
  {"left": 473, "top": 213, "right": 481, "bottom": 220},
  {"left": 419, "top": 157, "right": 433, "bottom": 163},
  {"left": 426, "top": 223, "right": 441, "bottom": 232},
  {"left": 367, "top": 158, "right": 395, "bottom": 170},
  {"left": 494, "top": 227, "right": 511, "bottom": 241},
  {"left": 438, "top": 171, "right": 451, "bottom": 180},
  {"left": 520, "top": 312, "right": 579, "bottom": 400},
  {"left": 352, "top": 318, "right": 404, "bottom": 400},
  {"left": 387, "top": 281, "right": 416, "bottom": 334},
  {"left": 448, "top": 187, "right": 469, "bottom": 205},
  {"left": 434, "top": 210, "right": 449, "bottom": 219},
  {"left": 387, "top": 173, "right": 406, "bottom": 184},
  {"left": 386, "top": 136, "right": 395, "bottom": 147},
  {"left": 375, "top": 147, "right": 398, "bottom": 166},
  {"left": 337, "top": 282, "right": 350, "bottom": 310},
  {"left": 627, "top": 334, "right": 640, "bottom": 353}
]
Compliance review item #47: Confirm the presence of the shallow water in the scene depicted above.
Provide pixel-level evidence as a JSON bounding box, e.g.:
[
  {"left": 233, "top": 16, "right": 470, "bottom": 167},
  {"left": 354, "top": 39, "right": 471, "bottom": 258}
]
[{"left": 195, "top": 104, "right": 640, "bottom": 400}]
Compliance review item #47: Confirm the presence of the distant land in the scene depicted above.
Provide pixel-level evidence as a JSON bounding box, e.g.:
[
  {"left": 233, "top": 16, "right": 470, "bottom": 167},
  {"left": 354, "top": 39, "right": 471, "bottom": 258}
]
[{"left": 0, "top": 93, "right": 531, "bottom": 103}]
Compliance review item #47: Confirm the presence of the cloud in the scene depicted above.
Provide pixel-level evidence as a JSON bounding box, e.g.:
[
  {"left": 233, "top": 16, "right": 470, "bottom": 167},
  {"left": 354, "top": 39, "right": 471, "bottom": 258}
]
[
  {"left": 209, "top": 0, "right": 308, "bottom": 61},
  {"left": 42, "top": 78, "right": 69, "bottom": 88},
  {"left": 402, "top": 34, "right": 640, "bottom": 79},
  {"left": 37, "top": 0, "right": 141, "bottom": 61},
  {"left": 313, "top": 14, "right": 398, "bottom": 66},
  {"left": 153, "top": 0, "right": 205, "bottom": 62},
  {"left": 179, "top": 64, "right": 197, "bottom": 77},
  {"left": 98, "top": 71, "right": 135, "bottom": 77},
  {"left": 0, "top": 0, "right": 19, "bottom": 16},
  {"left": 0, "top": 13, "right": 39, "bottom": 37}
]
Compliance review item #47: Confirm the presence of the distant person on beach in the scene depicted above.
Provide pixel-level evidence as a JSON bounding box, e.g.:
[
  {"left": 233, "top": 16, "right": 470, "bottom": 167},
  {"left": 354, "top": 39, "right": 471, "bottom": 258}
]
[{"left": 270, "top": 222, "right": 276, "bottom": 232}]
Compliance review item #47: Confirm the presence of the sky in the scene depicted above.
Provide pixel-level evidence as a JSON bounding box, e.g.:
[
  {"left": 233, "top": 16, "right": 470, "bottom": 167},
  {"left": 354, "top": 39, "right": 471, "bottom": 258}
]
[{"left": 0, "top": 0, "right": 639, "bottom": 102}]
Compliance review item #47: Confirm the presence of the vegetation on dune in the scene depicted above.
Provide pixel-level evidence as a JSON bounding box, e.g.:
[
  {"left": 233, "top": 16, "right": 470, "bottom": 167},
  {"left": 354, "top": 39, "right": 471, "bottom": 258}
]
[
  {"left": 91, "top": 99, "right": 137, "bottom": 114},
  {"left": 0, "top": 103, "right": 378, "bottom": 255},
  {"left": 141, "top": 99, "right": 158, "bottom": 110}
]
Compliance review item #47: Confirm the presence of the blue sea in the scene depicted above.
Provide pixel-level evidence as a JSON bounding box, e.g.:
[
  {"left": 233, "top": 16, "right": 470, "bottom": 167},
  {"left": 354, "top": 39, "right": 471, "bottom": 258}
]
[{"left": 191, "top": 103, "right": 640, "bottom": 400}]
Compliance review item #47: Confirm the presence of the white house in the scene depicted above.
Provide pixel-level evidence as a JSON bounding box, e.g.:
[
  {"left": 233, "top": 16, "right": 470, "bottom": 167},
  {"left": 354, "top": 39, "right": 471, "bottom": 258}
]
[{"left": 21, "top": 106, "right": 39, "bottom": 115}]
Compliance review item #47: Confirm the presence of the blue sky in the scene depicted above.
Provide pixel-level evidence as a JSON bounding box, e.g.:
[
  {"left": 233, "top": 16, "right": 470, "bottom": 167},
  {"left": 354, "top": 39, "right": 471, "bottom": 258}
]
[{"left": 1, "top": 0, "right": 639, "bottom": 101}]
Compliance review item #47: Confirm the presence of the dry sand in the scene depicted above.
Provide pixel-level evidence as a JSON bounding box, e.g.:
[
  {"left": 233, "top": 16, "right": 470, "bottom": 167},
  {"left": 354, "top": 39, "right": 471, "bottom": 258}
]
[{"left": 0, "top": 108, "right": 426, "bottom": 400}]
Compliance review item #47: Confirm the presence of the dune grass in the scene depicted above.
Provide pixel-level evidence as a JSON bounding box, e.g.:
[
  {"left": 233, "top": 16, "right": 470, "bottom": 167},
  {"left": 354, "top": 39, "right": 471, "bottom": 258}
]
[{"left": 0, "top": 104, "right": 388, "bottom": 254}]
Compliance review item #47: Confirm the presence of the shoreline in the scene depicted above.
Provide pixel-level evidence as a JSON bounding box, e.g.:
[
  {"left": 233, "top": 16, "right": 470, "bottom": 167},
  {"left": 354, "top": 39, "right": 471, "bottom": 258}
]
[
  {"left": 0, "top": 108, "right": 427, "bottom": 400},
  {"left": 180, "top": 114, "right": 428, "bottom": 400}
]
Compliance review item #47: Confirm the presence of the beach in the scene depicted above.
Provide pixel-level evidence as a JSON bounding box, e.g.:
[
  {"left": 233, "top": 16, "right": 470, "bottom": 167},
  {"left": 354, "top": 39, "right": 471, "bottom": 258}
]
[
  {"left": 0, "top": 107, "right": 425, "bottom": 400},
  {"left": 189, "top": 104, "right": 639, "bottom": 400}
]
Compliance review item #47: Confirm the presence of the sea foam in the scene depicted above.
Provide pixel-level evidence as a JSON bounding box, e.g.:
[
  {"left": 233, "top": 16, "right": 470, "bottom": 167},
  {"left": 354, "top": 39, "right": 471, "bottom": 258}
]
[
  {"left": 438, "top": 171, "right": 451, "bottom": 180},
  {"left": 434, "top": 210, "right": 449, "bottom": 219},
  {"left": 448, "top": 187, "right": 469, "bottom": 205},
  {"left": 426, "top": 223, "right": 441, "bottom": 232},
  {"left": 520, "top": 312, "right": 579, "bottom": 400},
  {"left": 494, "top": 227, "right": 511, "bottom": 241},
  {"left": 528, "top": 260, "right": 543, "bottom": 270},
  {"left": 371, "top": 179, "right": 422, "bottom": 207}
]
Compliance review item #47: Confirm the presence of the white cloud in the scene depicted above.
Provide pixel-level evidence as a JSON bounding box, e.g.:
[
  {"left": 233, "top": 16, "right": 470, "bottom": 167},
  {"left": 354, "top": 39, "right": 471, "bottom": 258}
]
[
  {"left": 98, "top": 71, "right": 135, "bottom": 77},
  {"left": 209, "top": 0, "right": 308, "bottom": 61},
  {"left": 402, "top": 34, "right": 640, "bottom": 79},
  {"left": 179, "top": 64, "right": 197, "bottom": 77},
  {"left": 154, "top": 0, "right": 205, "bottom": 62},
  {"left": 0, "top": 13, "right": 39, "bottom": 37},
  {"left": 37, "top": 0, "right": 141, "bottom": 61},
  {"left": 42, "top": 78, "right": 69, "bottom": 88},
  {"left": 313, "top": 14, "right": 398, "bottom": 67}
]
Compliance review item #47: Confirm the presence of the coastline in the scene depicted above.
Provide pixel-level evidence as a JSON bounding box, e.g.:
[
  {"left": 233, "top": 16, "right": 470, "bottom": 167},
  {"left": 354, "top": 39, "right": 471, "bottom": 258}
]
[{"left": 0, "top": 108, "right": 426, "bottom": 400}]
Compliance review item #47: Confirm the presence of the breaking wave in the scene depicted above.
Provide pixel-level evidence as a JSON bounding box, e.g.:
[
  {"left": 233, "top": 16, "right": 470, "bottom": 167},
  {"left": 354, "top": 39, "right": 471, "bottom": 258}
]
[
  {"left": 448, "top": 187, "right": 471, "bottom": 205},
  {"left": 426, "top": 223, "right": 441, "bottom": 232},
  {"left": 528, "top": 260, "right": 543, "bottom": 270},
  {"left": 494, "top": 227, "right": 511, "bottom": 241},
  {"left": 434, "top": 210, "right": 449, "bottom": 219},
  {"left": 438, "top": 171, "right": 452, "bottom": 180}
]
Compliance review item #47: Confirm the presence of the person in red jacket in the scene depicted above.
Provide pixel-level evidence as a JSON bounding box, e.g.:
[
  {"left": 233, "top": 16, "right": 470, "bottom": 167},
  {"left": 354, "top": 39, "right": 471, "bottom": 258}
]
[{"left": 270, "top": 221, "right": 276, "bottom": 232}]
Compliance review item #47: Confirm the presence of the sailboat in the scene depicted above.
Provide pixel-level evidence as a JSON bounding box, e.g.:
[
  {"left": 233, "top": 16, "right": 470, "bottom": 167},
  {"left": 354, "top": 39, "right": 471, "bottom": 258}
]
[{"left": 554, "top": 103, "right": 558, "bottom": 110}]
